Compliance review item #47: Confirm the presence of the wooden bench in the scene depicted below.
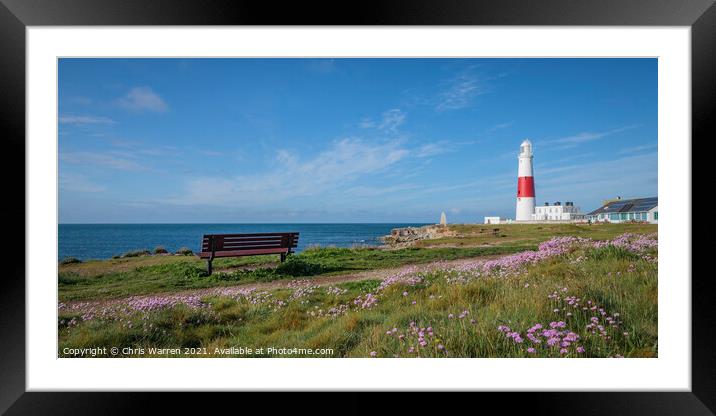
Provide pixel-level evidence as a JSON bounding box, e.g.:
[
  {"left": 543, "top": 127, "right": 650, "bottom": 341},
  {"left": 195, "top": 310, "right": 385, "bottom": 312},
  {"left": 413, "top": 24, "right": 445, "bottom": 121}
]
[{"left": 198, "top": 232, "right": 299, "bottom": 275}]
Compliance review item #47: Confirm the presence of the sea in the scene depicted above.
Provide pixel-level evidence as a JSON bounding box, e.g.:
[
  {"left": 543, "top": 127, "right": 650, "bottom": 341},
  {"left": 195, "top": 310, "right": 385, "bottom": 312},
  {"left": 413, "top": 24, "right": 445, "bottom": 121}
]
[{"left": 58, "top": 223, "right": 429, "bottom": 261}]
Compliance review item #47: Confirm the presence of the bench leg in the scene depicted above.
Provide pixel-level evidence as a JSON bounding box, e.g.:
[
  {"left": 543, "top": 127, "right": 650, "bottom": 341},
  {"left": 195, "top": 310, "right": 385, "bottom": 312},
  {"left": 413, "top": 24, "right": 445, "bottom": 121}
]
[
  {"left": 280, "top": 253, "right": 286, "bottom": 262},
  {"left": 207, "top": 259, "right": 213, "bottom": 275}
]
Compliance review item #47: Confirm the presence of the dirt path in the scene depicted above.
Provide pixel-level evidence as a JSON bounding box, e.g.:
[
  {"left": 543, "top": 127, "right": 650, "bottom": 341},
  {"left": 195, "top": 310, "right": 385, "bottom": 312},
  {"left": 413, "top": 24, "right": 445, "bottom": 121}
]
[{"left": 61, "top": 254, "right": 504, "bottom": 311}]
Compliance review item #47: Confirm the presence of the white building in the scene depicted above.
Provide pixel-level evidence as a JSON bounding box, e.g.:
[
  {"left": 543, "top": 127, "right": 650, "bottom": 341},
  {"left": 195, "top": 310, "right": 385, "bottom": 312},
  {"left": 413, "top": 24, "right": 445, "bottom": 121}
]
[
  {"left": 532, "top": 201, "right": 585, "bottom": 221},
  {"left": 586, "top": 197, "right": 658, "bottom": 224},
  {"left": 484, "top": 216, "right": 510, "bottom": 225}
]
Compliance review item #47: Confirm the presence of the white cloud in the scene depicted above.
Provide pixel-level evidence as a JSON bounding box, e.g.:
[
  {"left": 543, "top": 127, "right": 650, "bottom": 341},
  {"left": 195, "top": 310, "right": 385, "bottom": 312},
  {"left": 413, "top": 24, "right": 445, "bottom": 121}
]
[
  {"left": 60, "top": 151, "right": 147, "bottom": 171},
  {"left": 534, "top": 152, "right": 657, "bottom": 207},
  {"left": 361, "top": 109, "right": 406, "bottom": 133},
  {"left": 379, "top": 109, "right": 406, "bottom": 131},
  {"left": 413, "top": 141, "right": 455, "bottom": 158},
  {"left": 537, "top": 152, "right": 656, "bottom": 187},
  {"left": 169, "top": 138, "right": 411, "bottom": 206},
  {"left": 431, "top": 152, "right": 657, "bottom": 214},
  {"left": 618, "top": 143, "right": 657, "bottom": 154},
  {"left": 344, "top": 184, "right": 421, "bottom": 198},
  {"left": 116, "top": 87, "right": 168, "bottom": 112},
  {"left": 544, "top": 125, "right": 641, "bottom": 149},
  {"left": 59, "top": 114, "right": 116, "bottom": 125},
  {"left": 59, "top": 173, "right": 106, "bottom": 193},
  {"left": 359, "top": 119, "right": 376, "bottom": 129},
  {"left": 488, "top": 122, "right": 513, "bottom": 132},
  {"left": 435, "top": 73, "right": 482, "bottom": 111}
]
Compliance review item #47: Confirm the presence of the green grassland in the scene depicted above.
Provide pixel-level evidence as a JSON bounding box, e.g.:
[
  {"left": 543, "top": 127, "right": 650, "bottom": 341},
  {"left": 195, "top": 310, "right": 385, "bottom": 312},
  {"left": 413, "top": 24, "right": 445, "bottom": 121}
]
[
  {"left": 415, "top": 222, "right": 657, "bottom": 248},
  {"left": 58, "top": 223, "right": 656, "bottom": 302},
  {"left": 59, "top": 239, "right": 657, "bottom": 358},
  {"left": 59, "top": 245, "right": 525, "bottom": 302}
]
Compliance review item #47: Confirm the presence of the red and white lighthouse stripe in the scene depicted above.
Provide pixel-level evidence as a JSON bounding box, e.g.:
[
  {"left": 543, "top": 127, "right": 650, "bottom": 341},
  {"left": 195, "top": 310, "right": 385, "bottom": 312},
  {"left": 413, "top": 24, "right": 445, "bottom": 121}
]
[
  {"left": 516, "top": 139, "right": 536, "bottom": 221},
  {"left": 517, "top": 176, "right": 535, "bottom": 198}
]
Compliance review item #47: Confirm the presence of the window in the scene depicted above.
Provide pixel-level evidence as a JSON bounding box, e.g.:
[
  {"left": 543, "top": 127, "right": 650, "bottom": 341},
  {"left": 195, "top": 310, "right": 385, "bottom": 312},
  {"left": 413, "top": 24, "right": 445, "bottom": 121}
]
[
  {"left": 610, "top": 213, "right": 619, "bottom": 221},
  {"left": 654, "top": 212, "right": 658, "bottom": 220}
]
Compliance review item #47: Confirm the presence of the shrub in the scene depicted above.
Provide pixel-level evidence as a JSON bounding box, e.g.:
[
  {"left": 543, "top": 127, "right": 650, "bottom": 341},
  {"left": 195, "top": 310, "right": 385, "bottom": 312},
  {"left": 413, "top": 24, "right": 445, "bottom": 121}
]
[
  {"left": 180, "top": 264, "right": 208, "bottom": 279},
  {"left": 275, "top": 257, "right": 325, "bottom": 276},
  {"left": 122, "top": 249, "right": 151, "bottom": 258},
  {"left": 60, "top": 257, "right": 82, "bottom": 265},
  {"left": 210, "top": 258, "right": 326, "bottom": 283},
  {"left": 153, "top": 246, "right": 169, "bottom": 254},
  {"left": 175, "top": 247, "right": 194, "bottom": 256}
]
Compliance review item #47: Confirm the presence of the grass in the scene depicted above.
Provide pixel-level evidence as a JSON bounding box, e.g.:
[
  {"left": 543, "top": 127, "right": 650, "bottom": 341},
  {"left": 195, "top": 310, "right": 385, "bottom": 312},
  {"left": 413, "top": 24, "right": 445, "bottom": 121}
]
[
  {"left": 58, "top": 235, "right": 658, "bottom": 358},
  {"left": 416, "top": 222, "right": 656, "bottom": 248},
  {"left": 58, "top": 245, "right": 526, "bottom": 302},
  {"left": 58, "top": 223, "right": 656, "bottom": 303}
]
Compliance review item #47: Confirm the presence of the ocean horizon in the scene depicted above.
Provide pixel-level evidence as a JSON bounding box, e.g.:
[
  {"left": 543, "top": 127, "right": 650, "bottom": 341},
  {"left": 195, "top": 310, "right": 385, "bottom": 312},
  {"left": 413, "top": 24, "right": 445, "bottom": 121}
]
[{"left": 58, "top": 223, "right": 431, "bottom": 261}]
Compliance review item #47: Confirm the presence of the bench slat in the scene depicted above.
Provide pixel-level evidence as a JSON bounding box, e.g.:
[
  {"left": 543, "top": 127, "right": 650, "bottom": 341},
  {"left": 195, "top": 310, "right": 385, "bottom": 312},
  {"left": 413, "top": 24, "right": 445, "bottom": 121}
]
[
  {"left": 213, "top": 236, "right": 285, "bottom": 242},
  {"left": 203, "top": 236, "right": 297, "bottom": 242},
  {"left": 198, "top": 247, "right": 288, "bottom": 258},
  {"left": 199, "top": 232, "right": 299, "bottom": 275},
  {"left": 201, "top": 233, "right": 299, "bottom": 253},
  {"left": 203, "top": 238, "right": 284, "bottom": 245},
  {"left": 211, "top": 244, "right": 286, "bottom": 251},
  {"left": 203, "top": 232, "right": 298, "bottom": 238},
  {"left": 201, "top": 242, "right": 294, "bottom": 249}
]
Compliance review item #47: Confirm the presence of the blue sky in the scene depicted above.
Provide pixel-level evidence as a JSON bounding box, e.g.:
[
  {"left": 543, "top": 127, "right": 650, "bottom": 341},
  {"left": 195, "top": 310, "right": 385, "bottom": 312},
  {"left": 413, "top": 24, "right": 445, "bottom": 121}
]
[{"left": 58, "top": 58, "right": 657, "bottom": 223}]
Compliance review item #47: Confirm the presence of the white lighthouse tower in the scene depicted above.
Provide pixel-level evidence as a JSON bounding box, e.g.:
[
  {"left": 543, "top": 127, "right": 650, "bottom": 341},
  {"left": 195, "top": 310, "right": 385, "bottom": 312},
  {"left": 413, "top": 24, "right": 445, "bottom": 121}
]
[{"left": 515, "top": 139, "right": 536, "bottom": 221}]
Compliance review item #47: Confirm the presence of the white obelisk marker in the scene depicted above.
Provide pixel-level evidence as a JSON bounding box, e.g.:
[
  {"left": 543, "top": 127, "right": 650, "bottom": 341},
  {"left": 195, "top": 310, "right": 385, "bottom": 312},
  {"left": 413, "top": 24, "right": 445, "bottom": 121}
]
[{"left": 515, "top": 139, "right": 536, "bottom": 221}]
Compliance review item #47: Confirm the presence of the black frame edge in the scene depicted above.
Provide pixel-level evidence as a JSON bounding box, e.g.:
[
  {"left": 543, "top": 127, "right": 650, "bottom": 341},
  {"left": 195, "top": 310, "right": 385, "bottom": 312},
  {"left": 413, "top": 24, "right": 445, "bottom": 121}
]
[
  {"left": 0, "top": 0, "right": 714, "bottom": 25},
  {"left": 0, "top": 1, "right": 26, "bottom": 415},
  {"left": 691, "top": 1, "right": 716, "bottom": 414},
  {"left": 1, "top": 0, "right": 713, "bottom": 414}
]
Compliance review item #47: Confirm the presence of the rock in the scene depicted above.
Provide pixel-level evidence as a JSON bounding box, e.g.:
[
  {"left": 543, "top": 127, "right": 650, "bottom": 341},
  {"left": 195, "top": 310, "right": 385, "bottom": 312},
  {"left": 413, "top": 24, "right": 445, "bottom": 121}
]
[{"left": 380, "top": 224, "right": 456, "bottom": 247}]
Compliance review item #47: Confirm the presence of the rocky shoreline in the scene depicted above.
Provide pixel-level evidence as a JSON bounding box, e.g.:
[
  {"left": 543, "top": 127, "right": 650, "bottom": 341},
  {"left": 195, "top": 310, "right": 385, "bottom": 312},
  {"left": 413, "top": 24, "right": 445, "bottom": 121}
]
[{"left": 380, "top": 224, "right": 455, "bottom": 248}]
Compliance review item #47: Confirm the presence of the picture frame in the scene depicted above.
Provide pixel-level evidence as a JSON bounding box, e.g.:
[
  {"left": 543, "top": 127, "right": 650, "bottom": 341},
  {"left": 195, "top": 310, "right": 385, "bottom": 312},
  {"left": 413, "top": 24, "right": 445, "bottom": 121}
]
[{"left": 1, "top": 0, "right": 710, "bottom": 413}]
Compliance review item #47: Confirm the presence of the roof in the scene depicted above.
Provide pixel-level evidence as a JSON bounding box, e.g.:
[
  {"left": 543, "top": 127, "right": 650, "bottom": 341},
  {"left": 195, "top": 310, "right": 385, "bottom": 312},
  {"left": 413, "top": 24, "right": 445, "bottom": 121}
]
[{"left": 587, "top": 197, "right": 657, "bottom": 216}]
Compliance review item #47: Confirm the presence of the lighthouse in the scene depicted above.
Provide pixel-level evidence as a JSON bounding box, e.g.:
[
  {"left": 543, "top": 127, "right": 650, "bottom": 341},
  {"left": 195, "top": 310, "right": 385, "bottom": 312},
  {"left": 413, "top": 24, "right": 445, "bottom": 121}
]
[{"left": 515, "top": 139, "right": 536, "bottom": 221}]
